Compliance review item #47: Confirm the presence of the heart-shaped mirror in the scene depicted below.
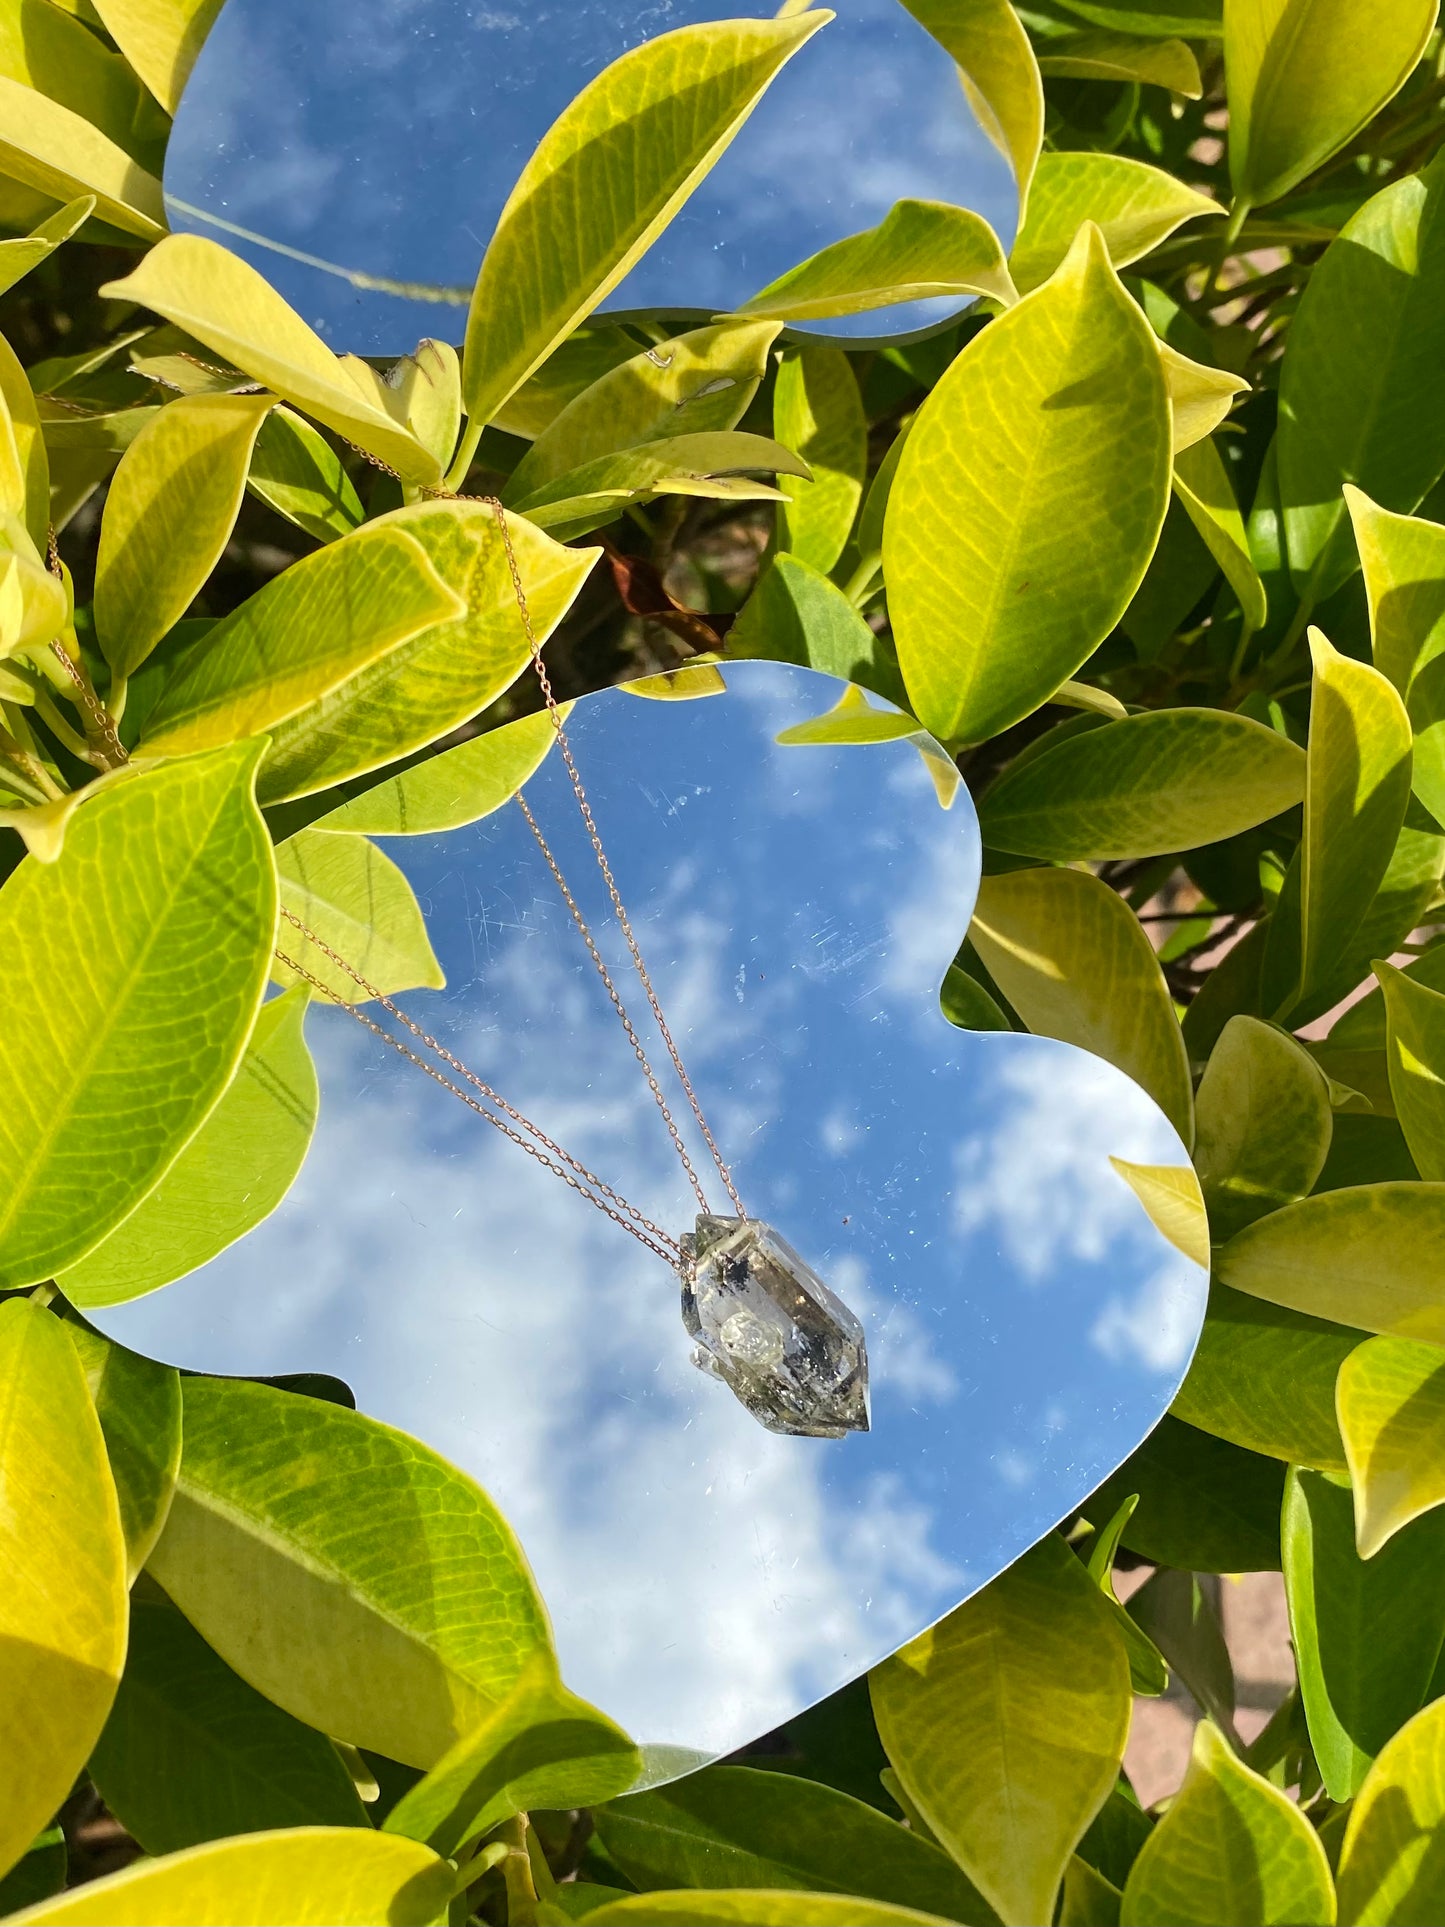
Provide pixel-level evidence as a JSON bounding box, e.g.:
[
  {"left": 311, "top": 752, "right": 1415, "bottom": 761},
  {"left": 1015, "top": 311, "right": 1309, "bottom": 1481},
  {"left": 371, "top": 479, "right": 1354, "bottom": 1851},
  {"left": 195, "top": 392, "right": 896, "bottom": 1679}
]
[
  {"left": 163, "top": 0, "right": 1017, "bottom": 351},
  {"left": 85, "top": 662, "right": 1207, "bottom": 1778}
]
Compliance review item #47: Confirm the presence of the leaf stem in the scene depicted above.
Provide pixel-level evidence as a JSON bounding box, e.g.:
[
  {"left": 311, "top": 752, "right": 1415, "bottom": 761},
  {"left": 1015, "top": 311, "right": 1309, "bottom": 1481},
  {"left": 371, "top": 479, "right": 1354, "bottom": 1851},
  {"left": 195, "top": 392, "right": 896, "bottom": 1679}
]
[
  {"left": 1206, "top": 195, "right": 1253, "bottom": 301},
  {"left": 445, "top": 417, "right": 485, "bottom": 493},
  {"left": 33, "top": 691, "right": 102, "bottom": 766}
]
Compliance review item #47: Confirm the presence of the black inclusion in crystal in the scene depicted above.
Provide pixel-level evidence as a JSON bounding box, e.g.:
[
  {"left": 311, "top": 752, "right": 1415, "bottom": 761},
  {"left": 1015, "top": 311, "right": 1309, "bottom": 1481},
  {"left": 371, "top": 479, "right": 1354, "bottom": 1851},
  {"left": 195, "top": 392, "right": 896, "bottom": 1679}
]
[{"left": 680, "top": 1215, "right": 870, "bottom": 1440}]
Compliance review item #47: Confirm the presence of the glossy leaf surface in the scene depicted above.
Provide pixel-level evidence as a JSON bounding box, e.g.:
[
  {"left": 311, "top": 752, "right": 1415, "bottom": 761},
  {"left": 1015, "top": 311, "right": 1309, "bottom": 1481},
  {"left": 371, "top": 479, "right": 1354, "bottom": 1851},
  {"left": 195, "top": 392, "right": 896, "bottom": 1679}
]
[{"left": 1338, "top": 1335, "right": 1445, "bottom": 1557}]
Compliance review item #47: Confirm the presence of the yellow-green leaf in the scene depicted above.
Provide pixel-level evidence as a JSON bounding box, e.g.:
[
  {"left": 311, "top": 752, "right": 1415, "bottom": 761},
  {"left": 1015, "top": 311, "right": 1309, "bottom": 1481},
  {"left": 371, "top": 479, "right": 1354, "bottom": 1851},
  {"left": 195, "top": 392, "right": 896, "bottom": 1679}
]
[
  {"left": 1109, "top": 1157, "right": 1211, "bottom": 1268},
  {"left": 0, "top": 744, "right": 275, "bottom": 1288},
  {"left": 0, "top": 1300, "right": 127, "bottom": 1884},
  {"left": 1226, "top": 0, "right": 1436, "bottom": 211},
  {"left": 506, "top": 320, "right": 780, "bottom": 499},
  {"left": 1119, "top": 1720, "right": 1335, "bottom": 1924},
  {"left": 1377, "top": 961, "right": 1445, "bottom": 1179},
  {"left": 1008, "top": 152, "right": 1221, "bottom": 296},
  {"left": 62, "top": 1324, "right": 181, "bottom": 1579},
  {"left": 1216, "top": 1182, "right": 1445, "bottom": 1342},
  {"left": 1038, "top": 30, "right": 1202, "bottom": 94},
  {"left": 775, "top": 347, "right": 866, "bottom": 577},
  {"left": 774, "top": 682, "right": 919, "bottom": 747},
  {"left": 273, "top": 829, "right": 444, "bottom": 1003},
  {"left": 1350, "top": 487, "right": 1445, "bottom": 828},
  {"left": 58, "top": 988, "right": 318, "bottom": 1309},
  {"left": 1338, "top": 1335, "right": 1445, "bottom": 1557},
  {"left": 1192, "top": 1016, "right": 1333, "bottom": 1240},
  {"left": 1, "top": 325, "right": 52, "bottom": 549},
  {"left": 95, "top": 393, "right": 274, "bottom": 682},
  {"left": 461, "top": 12, "right": 828, "bottom": 431},
  {"left": 1337, "top": 1696, "right": 1445, "bottom": 1926},
  {"left": 5, "top": 1827, "right": 453, "bottom": 1926},
  {"left": 738, "top": 198, "right": 1017, "bottom": 320},
  {"left": 102, "top": 237, "right": 443, "bottom": 483},
  {"left": 968, "top": 866, "right": 1194, "bottom": 1145},
  {"left": 900, "top": 0, "right": 1043, "bottom": 219},
  {"left": 871, "top": 1533, "right": 1130, "bottom": 1927},
  {"left": 316, "top": 708, "right": 559, "bottom": 836},
  {"left": 389, "top": 338, "right": 460, "bottom": 470},
  {"left": 978, "top": 709, "right": 1301, "bottom": 860},
  {"left": 508, "top": 430, "right": 800, "bottom": 539},
  {"left": 254, "top": 500, "right": 597, "bottom": 804},
  {"left": 1173, "top": 438, "right": 1267, "bottom": 631},
  {"left": 138, "top": 523, "right": 464, "bottom": 760},
  {"left": 1160, "top": 345, "right": 1249, "bottom": 455},
  {"left": 147, "top": 1376, "right": 551, "bottom": 1769},
  {"left": 586, "top": 1895, "right": 955, "bottom": 1927},
  {"left": 0, "top": 194, "right": 93, "bottom": 299},
  {"left": 886, "top": 223, "right": 1170, "bottom": 745},
  {"left": 1172, "top": 1285, "right": 1355, "bottom": 1471},
  {"left": 0, "top": 74, "right": 163, "bottom": 239},
  {"left": 87, "top": 0, "right": 225, "bottom": 115},
  {"left": 246, "top": 405, "right": 364, "bottom": 545}
]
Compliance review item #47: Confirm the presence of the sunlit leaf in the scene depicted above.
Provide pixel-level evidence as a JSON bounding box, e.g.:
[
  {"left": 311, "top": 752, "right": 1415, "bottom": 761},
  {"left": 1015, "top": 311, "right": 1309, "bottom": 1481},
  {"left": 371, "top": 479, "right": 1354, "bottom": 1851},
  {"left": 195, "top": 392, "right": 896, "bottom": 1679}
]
[
  {"left": 147, "top": 1376, "right": 551, "bottom": 1768},
  {"left": 1338, "top": 1335, "right": 1445, "bottom": 1557},
  {"left": 1037, "top": 30, "right": 1202, "bottom": 93},
  {"left": 0, "top": 744, "right": 275, "bottom": 1287},
  {"left": 1375, "top": 961, "right": 1445, "bottom": 1179},
  {"left": 318, "top": 709, "right": 560, "bottom": 836},
  {"left": 1336, "top": 1696, "right": 1445, "bottom": 1925},
  {"left": 1160, "top": 349, "right": 1249, "bottom": 455},
  {"left": 272, "top": 829, "right": 444, "bottom": 1002},
  {"left": 247, "top": 406, "right": 364, "bottom": 546},
  {"left": 968, "top": 866, "right": 1194, "bottom": 1144},
  {"left": 1350, "top": 487, "right": 1445, "bottom": 827},
  {"left": 1174, "top": 1286, "right": 1354, "bottom": 1469},
  {"left": 871, "top": 1534, "right": 1130, "bottom": 1927},
  {"left": 0, "top": 194, "right": 93, "bottom": 300},
  {"left": 727, "top": 551, "right": 908, "bottom": 708},
  {"left": 508, "top": 430, "right": 801, "bottom": 539},
  {"left": 1118, "top": 1721, "right": 1334, "bottom": 1924},
  {"left": 0, "top": 1301, "right": 127, "bottom": 1884},
  {"left": 1227, "top": 0, "right": 1436, "bottom": 210},
  {"left": 1192, "top": 1016, "right": 1332, "bottom": 1239},
  {"left": 1109, "top": 1158, "right": 1210, "bottom": 1268},
  {"left": 6, "top": 1828, "right": 453, "bottom": 1926},
  {"left": 59, "top": 989, "right": 319, "bottom": 1307},
  {"left": 585, "top": 1895, "right": 955, "bottom": 1926},
  {"left": 1008, "top": 153, "right": 1221, "bottom": 295},
  {"left": 1173, "top": 438, "right": 1268, "bottom": 631},
  {"left": 900, "top": 0, "right": 1043, "bottom": 217},
  {"left": 886, "top": 224, "right": 1170, "bottom": 745},
  {"left": 87, "top": 0, "right": 226, "bottom": 114},
  {"left": 1, "top": 325, "right": 52, "bottom": 549},
  {"left": 739, "top": 199, "right": 1016, "bottom": 320},
  {"left": 63, "top": 1323, "right": 181, "bottom": 1578},
  {"left": 462, "top": 12, "right": 828, "bottom": 431},
  {"left": 775, "top": 347, "right": 866, "bottom": 576},
  {"left": 95, "top": 393, "right": 273, "bottom": 682},
  {"left": 0, "top": 74, "right": 163, "bottom": 239}
]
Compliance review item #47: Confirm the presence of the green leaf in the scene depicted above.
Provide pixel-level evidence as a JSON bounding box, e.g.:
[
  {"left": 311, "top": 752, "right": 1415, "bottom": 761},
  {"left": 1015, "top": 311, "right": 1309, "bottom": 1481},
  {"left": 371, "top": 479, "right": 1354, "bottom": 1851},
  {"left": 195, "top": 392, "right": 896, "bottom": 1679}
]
[
  {"left": 1084, "top": 1498, "right": 1170, "bottom": 1697},
  {"left": 1061, "top": 1856, "right": 1123, "bottom": 1927},
  {"left": 0, "top": 743, "right": 276, "bottom": 1287},
  {"left": 593, "top": 1764, "right": 997, "bottom": 1926},
  {"left": 1264, "top": 631, "right": 1412, "bottom": 1020},
  {"left": 1007, "top": 153, "right": 1221, "bottom": 296},
  {"left": 1037, "top": 30, "right": 1203, "bottom": 93},
  {"left": 1350, "top": 488, "right": 1445, "bottom": 827},
  {"left": 88, "top": 0, "right": 226, "bottom": 115},
  {"left": 774, "top": 348, "right": 866, "bottom": 577},
  {"left": 1216, "top": 1182, "right": 1445, "bottom": 1343},
  {"left": 137, "top": 524, "right": 465, "bottom": 761},
  {"left": 62, "top": 1323, "right": 181, "bottom": 1578},
  {"left": 1192, "top": 1016, "right": 1333, "bottom": 1239},
  {"left": 1284, "top": 1466, "right": 1445, "bottom": 1801},
  {"left": 871, "top": 1533, "right": 1130, "bottom": 1927},
  {"left": 94, "top": 393, "right": 273, "bottom": 682},
  {"left": 1332, "top": 942, "right": 1445, "bottom": 1052},
  {"left": 146, "top": 1376, "right": 551, "bottom": 1769},
  {"left": 1338, "top": 1335, "right": 1445, "bottom": 1557},
  {"left": 1337, "top": 1695, "right": 1445, "bottom": 1926},
  {"left": 0, "top": 1301, "right": 127, "bottom": 1884},
  {"left": 0, "top": 194, "right": 93, "bottom": 300},
  {"left": 90, "top": 1589, "right": 369, "bottom": 1853},
  {"left": 1173, "top": 438, "right": 1268, "bottom": 632},
  {"left": 461, "top": 12, "right": 828, "bottom": 432},
  {"left": 1054, "top": 0, "right": 1221, "bottom": 31},
  {"left": 102, "top": 237, "right": 443, "bottom": 484},
  {"left": 886, "top": 223, "right": 1170, "bottom": 746},
  {"left": 968, "top": 866, "right": 1194, "bottom": 1145},
  {"left": 317, "top": 709, "right": 559, "bottom": 836},
  {"left": 384, "top": 1649, "right": 638, "bottom": 1859},
  {"left": 1084, "top": 1416, "right": 1286, "bottom": 1571},
  {"left": 58, "top": 989, "right": 318, "bottom": 1308},
  {"left": 0, "top": 1828, "right": 65, "bottom": 1917},
  {"left": 727, "top": 551, "right": 908, "bottom": 709},
  {"left": 4, "top": 1828, "right": 453, "bottom": 1926},
  {"left": 1378, "top": 962, "right": 1445, "bottom": 1179},
  {"left": 0, "top": 74, "right": 163, "bottom": 240},
  {"left": 941, "top": 962, "right": 1012, "bottom": 1032},
  {"left": 1128, "top": 1568, "right": 1236, "bottom": 1735},
  {"left": 979, "top": 710, "right": 1301, "bottom": 861},
  {"left": 507, "top": 431, "right": 801, "bottom": 539},
  {"left": 1172, "top": 1284, "right": 1355, "bottom": 1470},
  {"left": 899, "top": 0, "right": 1043, "bottom": 218},
  {"left": 1118, "top": 1721, "right": 1335, "bottom": 1925},
  {"left": 585, "top": 1896, "right": 956, "bottom": 1927},
  {"left": 254, "top": 500, "right": 598, "bottom": 804},
  {"left": 775, "top": 684, "right": 919, "bottom": 747},
  {"left": 1227, "top": 0, "right": 1436, "bottom": 210},
  {"left": 273, "top": 829, "right": 445, "bottom": 1002},
  {"left": 1, "top": 323, "right": 52, "bottom": 550},
  {"left": 247, "top": 406, "right": 364, "bottom": 546},
  {"left": 506, "top": 320, "right": 780, "bottom": 501},
  {"left": 389, "top": 339, "right": 461, "bottom": 470},
  {"left": 1160, "top": 347, "right": 1249, "bottom": 456},
  {"left": 739, "top": 199, "right": 1016, "bottom": 320},
  {"left": 1278, "top": 156, "right": 1445, "bottom": 601}
]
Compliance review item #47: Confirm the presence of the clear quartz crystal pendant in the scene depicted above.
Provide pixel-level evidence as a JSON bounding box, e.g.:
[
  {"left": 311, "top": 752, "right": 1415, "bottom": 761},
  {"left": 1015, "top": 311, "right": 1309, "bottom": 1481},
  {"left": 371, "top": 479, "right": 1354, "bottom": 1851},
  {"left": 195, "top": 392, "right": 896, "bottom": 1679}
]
[{"left": 681, "top": 1215, "right": 870, "bottom": 1440}]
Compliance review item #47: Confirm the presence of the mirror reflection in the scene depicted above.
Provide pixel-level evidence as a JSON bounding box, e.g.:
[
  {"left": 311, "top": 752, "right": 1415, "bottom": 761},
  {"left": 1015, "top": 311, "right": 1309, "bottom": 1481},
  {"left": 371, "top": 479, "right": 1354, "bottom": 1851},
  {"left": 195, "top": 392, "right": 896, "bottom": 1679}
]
[
  {"left": 164, "top": 0, "right": 1017, "bottom": 351},
  {"left": 92, "top": 663, "right": 1205, "bottom": 1773}
]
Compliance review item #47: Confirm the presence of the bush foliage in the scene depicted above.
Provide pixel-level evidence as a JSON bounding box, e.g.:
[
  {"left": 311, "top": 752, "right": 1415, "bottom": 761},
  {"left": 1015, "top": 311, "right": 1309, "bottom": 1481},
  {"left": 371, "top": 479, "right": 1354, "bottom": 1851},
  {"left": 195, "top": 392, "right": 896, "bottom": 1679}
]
[{"left": 5, "top": 1, "right": 1445, "bottom": 1923}]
